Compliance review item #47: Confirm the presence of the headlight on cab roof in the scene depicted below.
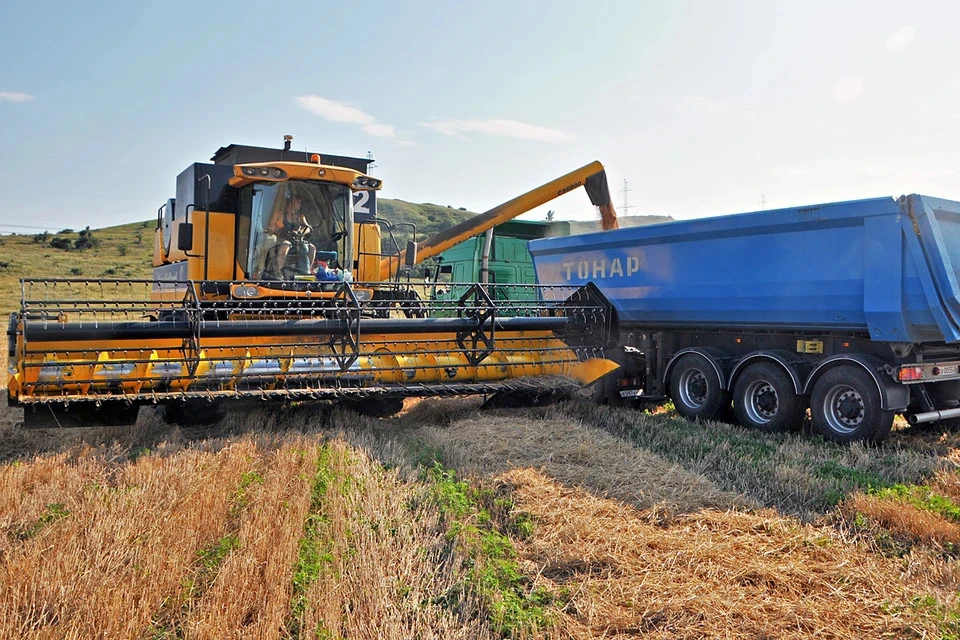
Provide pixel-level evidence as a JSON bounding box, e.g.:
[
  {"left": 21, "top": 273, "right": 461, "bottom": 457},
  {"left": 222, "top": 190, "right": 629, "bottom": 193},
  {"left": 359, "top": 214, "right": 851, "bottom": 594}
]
[
  {"left": 241, "top": 166, "right": 287, "bottom": 180},
  {"left": 352, "top": 176, "right": 381, "bottom": 189}
]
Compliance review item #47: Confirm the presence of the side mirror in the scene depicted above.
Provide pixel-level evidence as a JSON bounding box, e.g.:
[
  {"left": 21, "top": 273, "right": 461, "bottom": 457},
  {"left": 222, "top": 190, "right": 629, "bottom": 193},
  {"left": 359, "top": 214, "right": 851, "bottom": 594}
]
[
  {"left": 404, "top": 241, "right": 418, "bottom": 267},
  {"left": 177, "top": 223, "right": 194, "bottom": 251}
]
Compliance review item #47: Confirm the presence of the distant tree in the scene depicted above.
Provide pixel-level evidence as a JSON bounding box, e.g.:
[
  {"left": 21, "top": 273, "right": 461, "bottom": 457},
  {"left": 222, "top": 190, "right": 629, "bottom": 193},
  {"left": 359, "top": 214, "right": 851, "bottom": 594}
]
[
  {"left": 59, "top": 228, "right": 74, "bottom": 234},
  {"left": 458, "top": 207, "right": 467, "bottom": 211},
  {"left": 118, "top": 244, "right": 128, "bottom": 256},
  {"left": 32, "top": 231, "right": 49, "bottom": 244},
  {"left": 134, "top": 231, "right": 143, "bottom": 245}
]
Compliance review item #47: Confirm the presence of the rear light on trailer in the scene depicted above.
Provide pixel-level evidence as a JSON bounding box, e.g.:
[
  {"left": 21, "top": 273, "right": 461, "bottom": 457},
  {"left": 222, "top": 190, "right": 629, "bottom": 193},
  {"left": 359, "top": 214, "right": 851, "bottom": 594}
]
[{"left": 899, "top": 365, "right": 924, "bottom": 381}]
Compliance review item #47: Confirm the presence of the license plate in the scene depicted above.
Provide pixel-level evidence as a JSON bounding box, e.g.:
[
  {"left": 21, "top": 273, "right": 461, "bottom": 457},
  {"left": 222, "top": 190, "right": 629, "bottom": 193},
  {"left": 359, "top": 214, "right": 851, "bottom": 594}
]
[{"left": 619, "top": 389, "right": 643, "bottom": 398}]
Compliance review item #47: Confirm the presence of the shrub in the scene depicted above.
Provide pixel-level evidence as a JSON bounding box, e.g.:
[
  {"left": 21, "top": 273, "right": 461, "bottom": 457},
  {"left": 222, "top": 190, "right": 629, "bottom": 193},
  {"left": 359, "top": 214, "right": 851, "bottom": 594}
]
[
  {"left": 74, "top": 227, "right": 100, "bottom": 251},
  {"left": 32, "top": 231, "right": 49, "bottom": 244},
  {"left": 50, "top": 237, "right": 72, "bottom": 251},
  {"left": 69, "top": 267, "right": 83, "bottom": 276},
  {"left": 118, "top": 244, "right": 128, "bottom": 256},
  {"left": 59, "top": 228, "right": 74, "bottom": 234}
]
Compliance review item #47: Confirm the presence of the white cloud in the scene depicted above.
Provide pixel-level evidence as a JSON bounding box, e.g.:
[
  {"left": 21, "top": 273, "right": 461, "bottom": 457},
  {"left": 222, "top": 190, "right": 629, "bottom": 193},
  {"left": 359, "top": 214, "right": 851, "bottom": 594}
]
[
  {"left": 832, "top": 76, "right": 863, "bottom": 104},
  {"left": 294, "top": 95, "right": 375, "bottom": 125},
  {"left": 294, "top": 95, "right": 404, "bottom": 140},
  {"left": 0, "top": 91, "right": 35, "bottom": 103},
  {"left": 419, "top": 118, "right": 572, "bottom": 142},
  {"left": 885, "top": 26, "right": 915, "bottom": 52},
  {"left": 770, "top": 165, "right": 811, "bottom": 177},
  {"left": 363, "top": 123, "right": 396, "bottom": 138}
]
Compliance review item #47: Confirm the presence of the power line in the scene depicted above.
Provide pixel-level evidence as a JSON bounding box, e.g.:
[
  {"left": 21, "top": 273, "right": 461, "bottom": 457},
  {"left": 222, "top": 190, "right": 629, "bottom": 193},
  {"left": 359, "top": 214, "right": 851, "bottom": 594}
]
[{"left": 619, "top": 179, "right": 635, "bottom": 215}]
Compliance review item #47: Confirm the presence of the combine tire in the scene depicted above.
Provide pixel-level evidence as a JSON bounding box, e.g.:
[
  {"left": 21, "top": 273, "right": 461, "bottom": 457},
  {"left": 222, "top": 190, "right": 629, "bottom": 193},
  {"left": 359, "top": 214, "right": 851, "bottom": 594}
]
[
  {"left": 733, "top": 363, "right": 805, "bottom": 433},
  {"left": 157, "top": 400, "right": 223, "bottom": 426},
  {"left": 346, "top": 396, "right": 406, "bottom": 418},
  {"left": 810, "top": 366, "right": 893, "bottom": 443},
  {"left": 669, "top": 354, "right": 729, "bottom": 421}
]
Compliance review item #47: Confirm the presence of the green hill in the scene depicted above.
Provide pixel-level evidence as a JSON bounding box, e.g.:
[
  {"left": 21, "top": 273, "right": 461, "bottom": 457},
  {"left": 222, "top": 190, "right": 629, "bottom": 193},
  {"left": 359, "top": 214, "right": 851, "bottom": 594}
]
[{"left": 376, "top": 199, "right": 475, "bottom": 248}]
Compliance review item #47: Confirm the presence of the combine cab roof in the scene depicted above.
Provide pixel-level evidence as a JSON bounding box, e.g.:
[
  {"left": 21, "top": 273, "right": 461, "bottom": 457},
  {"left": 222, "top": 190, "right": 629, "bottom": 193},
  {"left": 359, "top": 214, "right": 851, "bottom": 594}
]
[{"left": 211, "top": 144, "right": 373, "bottom": 174}]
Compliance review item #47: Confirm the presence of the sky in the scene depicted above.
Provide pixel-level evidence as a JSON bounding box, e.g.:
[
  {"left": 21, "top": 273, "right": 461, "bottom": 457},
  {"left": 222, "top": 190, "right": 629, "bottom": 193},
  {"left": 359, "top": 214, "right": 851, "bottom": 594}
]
[{"left": 1, "top": 0, "right": 959, "bottom": 234}]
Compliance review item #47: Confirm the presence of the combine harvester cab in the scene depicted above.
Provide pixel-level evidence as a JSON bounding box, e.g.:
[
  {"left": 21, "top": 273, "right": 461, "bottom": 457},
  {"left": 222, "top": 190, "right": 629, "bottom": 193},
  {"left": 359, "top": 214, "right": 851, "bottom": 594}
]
[
  {"left": 7, "top": 142, "right": 621, "bottom": 428},
  {"left": 530, "top": 194, "right": 960, "bottom": 442}
]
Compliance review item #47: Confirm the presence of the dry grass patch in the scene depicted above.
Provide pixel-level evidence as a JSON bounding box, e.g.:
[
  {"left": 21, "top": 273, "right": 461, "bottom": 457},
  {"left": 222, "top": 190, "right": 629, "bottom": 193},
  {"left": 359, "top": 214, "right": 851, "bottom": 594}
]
[
  {"left": 184, "top": 438, "right": 317, "bottom": 639},
  {"left": 409, "top": 413, "right": 748, "bottom": 515},
  {"left": 843, "top": 492, "right": 960, "bottom": 553},
  {"left": 502, "top": 467, "right": 955, "bottom": 639},
  {"left": 0, "top": 440, "right": 258, "bottom": 638}
]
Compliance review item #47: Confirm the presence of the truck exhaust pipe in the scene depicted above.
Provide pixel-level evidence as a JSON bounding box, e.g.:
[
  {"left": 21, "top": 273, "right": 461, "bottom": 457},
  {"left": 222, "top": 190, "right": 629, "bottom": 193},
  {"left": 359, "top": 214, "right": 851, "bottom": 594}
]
[{"left": 907, "top": 407, "right": 960, "bottom": 425}]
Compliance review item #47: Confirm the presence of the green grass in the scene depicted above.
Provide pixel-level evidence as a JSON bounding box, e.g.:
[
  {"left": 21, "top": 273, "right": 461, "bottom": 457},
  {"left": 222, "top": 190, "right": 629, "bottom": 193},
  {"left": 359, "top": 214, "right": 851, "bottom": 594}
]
[
  {"left": 425, "top": 461, "right": 553, "bottom": 637},
  {"left": 289, "top": 445, "right": 336, "bottom": 638},
  {"left": 11, "top": 502, "right": 70, "bottom": 541},
  {"left": 869, "top": 484, "right": 960, "bottom": 523}
]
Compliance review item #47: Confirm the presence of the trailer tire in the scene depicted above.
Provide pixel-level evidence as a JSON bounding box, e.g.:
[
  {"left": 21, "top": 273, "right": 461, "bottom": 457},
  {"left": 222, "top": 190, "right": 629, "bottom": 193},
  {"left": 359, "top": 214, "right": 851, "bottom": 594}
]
[
  {"left": 669, "top": 354, "right": 729, "bottom": 421},
  {"left": 811, "top": 366, "right": 893, "bottom": 443},
  {"left": 733, "top": 362, "right": 804, "bottom": 433}
]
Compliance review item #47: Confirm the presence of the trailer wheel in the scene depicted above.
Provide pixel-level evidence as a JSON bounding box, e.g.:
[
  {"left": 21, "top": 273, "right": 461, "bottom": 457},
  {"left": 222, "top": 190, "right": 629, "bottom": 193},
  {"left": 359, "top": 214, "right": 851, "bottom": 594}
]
[
  {"left": 811, "top": 366, "right": 893, "bottom": 443},
  {"left": 733, "top": 363, "right": 804, "bottom": 433},
  {"left": 669, "top": 354, "right": 729, "bottom": 421}
]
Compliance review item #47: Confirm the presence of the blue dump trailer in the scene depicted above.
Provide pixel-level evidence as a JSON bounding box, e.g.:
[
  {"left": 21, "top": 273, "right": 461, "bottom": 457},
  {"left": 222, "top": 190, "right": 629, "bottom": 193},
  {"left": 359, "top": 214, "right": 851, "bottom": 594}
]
[{"left": 529, "top": 194, "right": 960, "bottom": 442}]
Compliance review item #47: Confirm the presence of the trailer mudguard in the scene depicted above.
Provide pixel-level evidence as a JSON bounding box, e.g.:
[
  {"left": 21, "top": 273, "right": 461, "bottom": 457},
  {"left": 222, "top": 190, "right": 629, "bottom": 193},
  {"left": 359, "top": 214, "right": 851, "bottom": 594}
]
[{"left": 803, "top": 354, "right": 909, "bottom": 411}]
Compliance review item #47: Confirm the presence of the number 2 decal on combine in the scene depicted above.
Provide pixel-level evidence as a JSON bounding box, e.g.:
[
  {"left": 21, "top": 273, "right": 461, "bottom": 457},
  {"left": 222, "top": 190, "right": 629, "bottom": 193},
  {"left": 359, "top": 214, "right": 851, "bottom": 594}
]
[{"left": 353, "top": 191, "right": 371, "bottom": 214}]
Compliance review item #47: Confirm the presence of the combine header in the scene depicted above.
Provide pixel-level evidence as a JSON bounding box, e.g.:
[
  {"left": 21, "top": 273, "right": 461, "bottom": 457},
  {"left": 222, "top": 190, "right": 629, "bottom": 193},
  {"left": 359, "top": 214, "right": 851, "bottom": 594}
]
[{"left": 7, "top": 141, "right": 620, "bottom": 427}]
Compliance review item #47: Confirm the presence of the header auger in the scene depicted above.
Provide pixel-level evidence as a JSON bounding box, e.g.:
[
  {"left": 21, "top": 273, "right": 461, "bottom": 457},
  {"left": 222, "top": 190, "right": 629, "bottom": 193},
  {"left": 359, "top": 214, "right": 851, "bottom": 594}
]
[{"left": 7, "top": 141, "right": 621, "bottom": 428}]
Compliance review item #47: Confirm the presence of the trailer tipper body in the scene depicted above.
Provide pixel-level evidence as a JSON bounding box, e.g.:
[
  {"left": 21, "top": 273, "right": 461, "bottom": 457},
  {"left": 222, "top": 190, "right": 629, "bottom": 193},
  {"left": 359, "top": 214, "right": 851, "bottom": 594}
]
[{"left": 529, "top": 194, "right": 960, "bottom": 442}]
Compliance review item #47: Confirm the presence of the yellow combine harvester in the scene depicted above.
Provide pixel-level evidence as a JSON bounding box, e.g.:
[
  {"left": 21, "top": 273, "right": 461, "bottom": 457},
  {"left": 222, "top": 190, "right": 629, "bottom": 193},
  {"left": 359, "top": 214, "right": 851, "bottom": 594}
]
[{"left": 7, "top": 141, "right": 620, "bottom": 427}]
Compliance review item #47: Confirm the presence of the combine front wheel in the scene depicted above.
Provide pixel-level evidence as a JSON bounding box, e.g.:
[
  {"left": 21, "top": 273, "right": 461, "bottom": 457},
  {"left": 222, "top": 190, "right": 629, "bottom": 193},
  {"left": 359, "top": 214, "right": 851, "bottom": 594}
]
[
  {"left": 345, "top": 396, "right": 406, "bottom": 418},
  {"left": 156, "top": 400, "right": 223, "bottom": 426}
]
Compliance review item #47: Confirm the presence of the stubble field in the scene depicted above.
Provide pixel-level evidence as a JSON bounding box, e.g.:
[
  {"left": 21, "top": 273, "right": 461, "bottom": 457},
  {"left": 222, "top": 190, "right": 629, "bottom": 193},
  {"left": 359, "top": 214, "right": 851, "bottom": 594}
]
[{"left": 3, "top": 394, "right": 960, "bottom": 639}]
